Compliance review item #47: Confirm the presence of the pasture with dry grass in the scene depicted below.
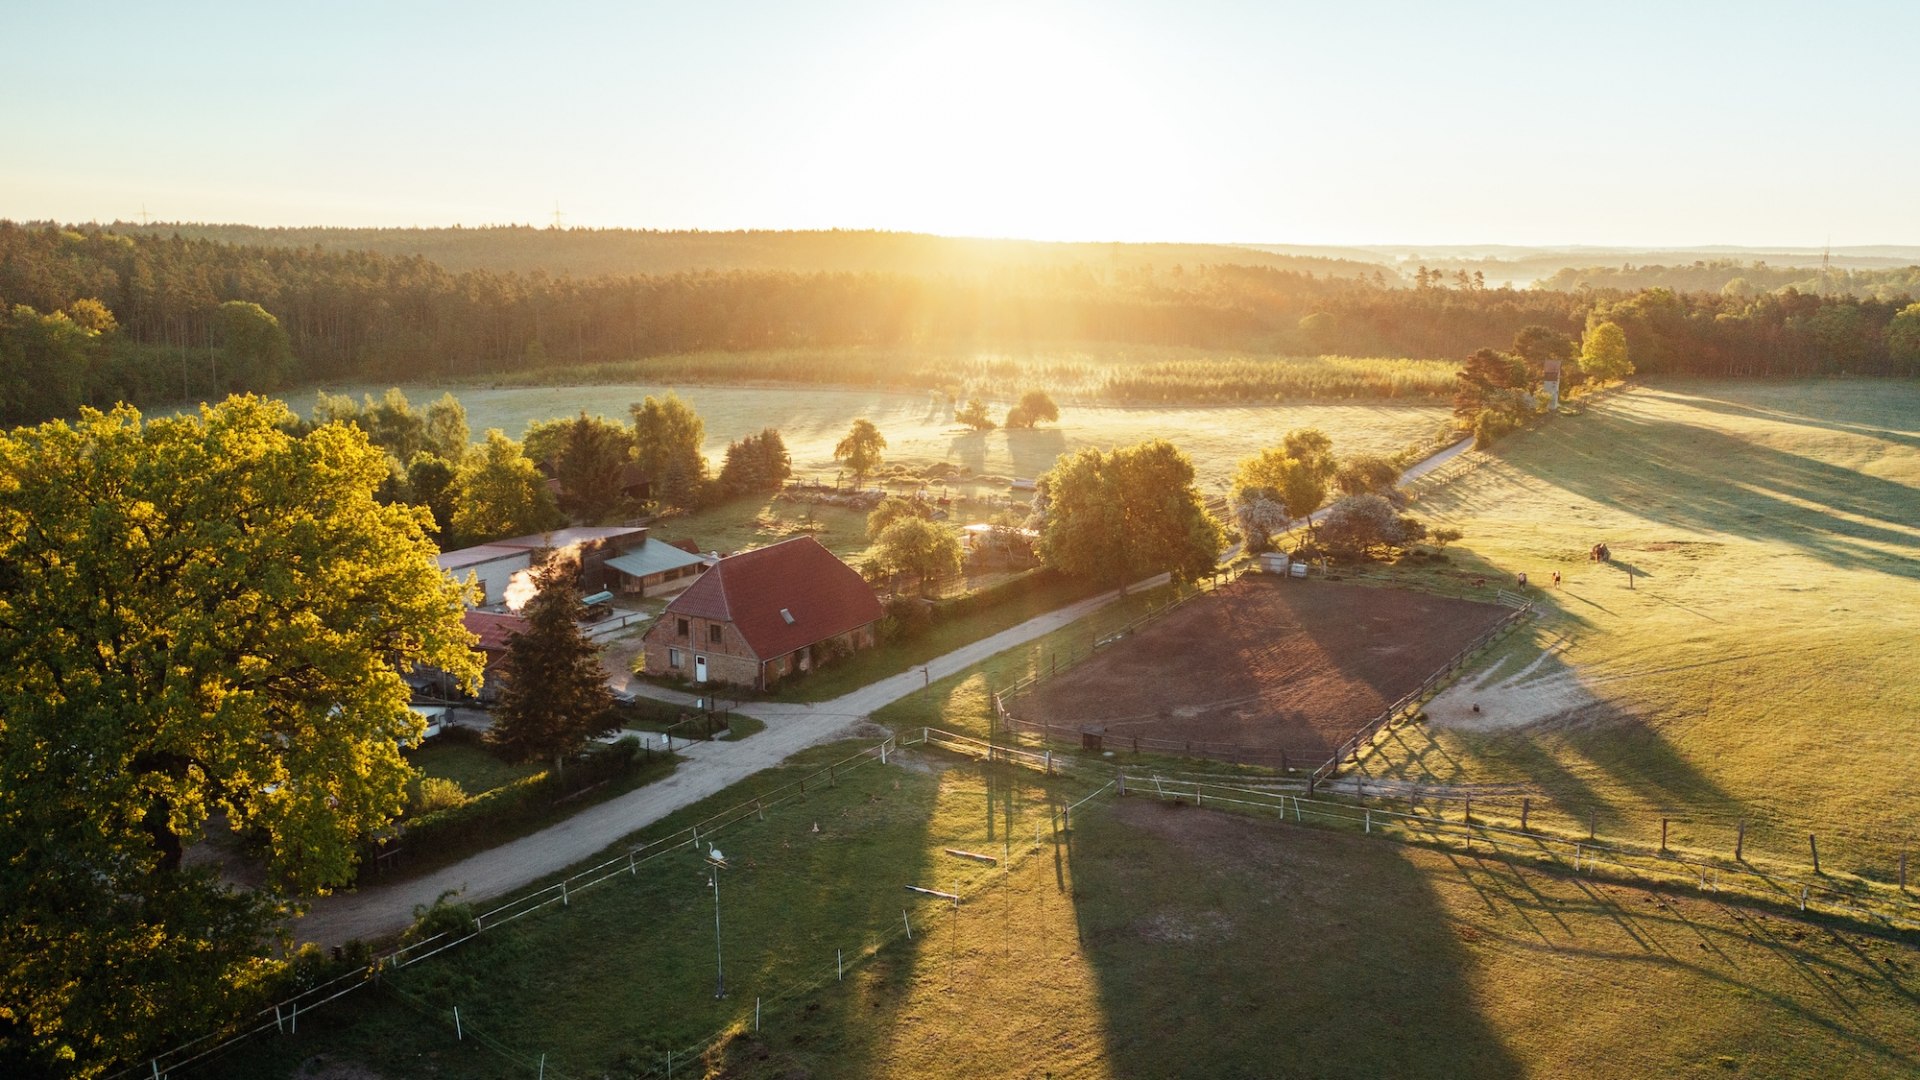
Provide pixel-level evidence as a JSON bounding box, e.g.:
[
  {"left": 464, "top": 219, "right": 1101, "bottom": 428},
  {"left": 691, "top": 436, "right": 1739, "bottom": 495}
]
[
  {"left": 1349, "top": 380, "right": 1920, "bottom": 880},
  {"left": 185, "top": 750, "right": 1920, "bottom": 1080}
]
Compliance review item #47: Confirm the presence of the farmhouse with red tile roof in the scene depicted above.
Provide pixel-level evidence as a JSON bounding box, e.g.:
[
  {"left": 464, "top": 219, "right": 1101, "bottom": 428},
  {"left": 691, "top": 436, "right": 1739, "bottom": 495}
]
[{"left": 642, "top": 537, "right": 883, "bottom": 690}]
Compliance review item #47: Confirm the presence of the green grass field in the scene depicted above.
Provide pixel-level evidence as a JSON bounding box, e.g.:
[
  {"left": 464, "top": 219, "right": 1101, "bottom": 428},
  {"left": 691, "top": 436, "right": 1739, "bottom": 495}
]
[
  {"left": 1352, "top": 380, "right": 1920, "bottom": 880},
  {"left": 188, "top": 749, "right": 1920, "bottom": 1080},
  {"left": 276, "top": 379, "right": 1450, "bottom": 496},
  {"left": 405, "top": 741, "right": 540, "bottom": 798}
]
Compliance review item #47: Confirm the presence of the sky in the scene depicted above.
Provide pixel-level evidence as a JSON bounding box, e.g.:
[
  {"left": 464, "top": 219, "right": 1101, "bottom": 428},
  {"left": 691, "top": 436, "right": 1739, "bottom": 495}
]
[{"left": 3, "top": 0, "right": 1916, "bottom": 247}]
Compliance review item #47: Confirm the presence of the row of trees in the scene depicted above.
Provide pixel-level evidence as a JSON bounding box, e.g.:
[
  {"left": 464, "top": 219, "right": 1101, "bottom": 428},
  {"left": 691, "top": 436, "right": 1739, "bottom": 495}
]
[
  {"left": 8, "top": 223, "right": 1914, "bottom": 427},
  {"left": 296, "top": 388, "right": 805, "bottom": 549},
  {"left": 954, "top": 389, "right": 1060, "bottom": 432}
]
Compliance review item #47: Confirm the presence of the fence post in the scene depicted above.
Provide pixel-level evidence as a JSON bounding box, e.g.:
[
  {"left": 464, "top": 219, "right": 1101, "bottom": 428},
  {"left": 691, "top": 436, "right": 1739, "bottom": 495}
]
[
  {"left": 1116, "top": 771, "right": 1126, "bottom": 797},
  {"left": 756, "top": 997, "right": 761, "bottom": 1032},
  {"left": 454, "top": 1005, "right": 463, "bottom": 1041},
  {"left": 1810, "top": 834, "right": 1821, "bottom": 875},
  {"left": 838, "top": 948, "right": 843, "bottom": 981},
  {"left": 562, "top": 879, "right": 569, "bottom": 907},
  {"left": 1902, "top": 851, "right": 1909, "bottom": 890},
  {"left": 1661, "top": 818, "right": 1669, "bottom": 852},
  {"left": 1736, "top": 819, "right": 1745, "bottom": 861},
  {"left": 829, "top": 763, "right": 836, "bottom": 788},
  {"left": 1464, "top": 797, "right": 1471, "bottom": 825},
  {"left": 903, "top": 909, "right": 912, "bottom": 940},
  {"left": 1588, "top": 810, "right": 1597, "bottom": 841},
  {"left": 1365, "top": 808, "right": 1372, "bottom": 834},
  {"left": 1521, "top": 798, "right": 1530, "bottom": 832}
]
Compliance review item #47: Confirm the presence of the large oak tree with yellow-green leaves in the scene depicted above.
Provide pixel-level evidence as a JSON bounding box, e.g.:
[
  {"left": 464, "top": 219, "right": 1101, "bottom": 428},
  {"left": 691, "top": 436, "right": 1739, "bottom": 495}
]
[
  {"left": 0, "top": 397, "right": 481, "bottom": 1077},
  {"left": 1033, "top": 440, "right": 1223, "bottom": 589}
]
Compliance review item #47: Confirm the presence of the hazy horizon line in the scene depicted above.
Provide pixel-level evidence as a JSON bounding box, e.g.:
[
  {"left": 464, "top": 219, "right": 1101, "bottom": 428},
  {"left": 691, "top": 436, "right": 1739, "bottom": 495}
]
[{"left": 13, "top": 217, "right": 1920, "bottom": 256}]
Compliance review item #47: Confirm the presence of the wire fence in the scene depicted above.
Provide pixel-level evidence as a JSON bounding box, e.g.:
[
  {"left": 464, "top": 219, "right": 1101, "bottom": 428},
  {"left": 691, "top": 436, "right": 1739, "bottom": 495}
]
[
  {"left": 1124, "top": 774, "right": 1920, "bottom": 934},
  {"left": 141, "top": 715, "right": 1914, "bottom": 1079},
  {"left": 214, "top": 730, "right": 1103, "bottom": 1080},
  {"left": 117, "top": 737, "right": 906, "bottom": 1080}
]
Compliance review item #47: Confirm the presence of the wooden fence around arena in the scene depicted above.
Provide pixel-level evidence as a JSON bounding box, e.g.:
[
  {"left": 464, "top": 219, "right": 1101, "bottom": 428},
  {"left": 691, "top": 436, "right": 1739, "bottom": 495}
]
[{"left": 993, "top": 563, "right": 1534, "bottom": 785}]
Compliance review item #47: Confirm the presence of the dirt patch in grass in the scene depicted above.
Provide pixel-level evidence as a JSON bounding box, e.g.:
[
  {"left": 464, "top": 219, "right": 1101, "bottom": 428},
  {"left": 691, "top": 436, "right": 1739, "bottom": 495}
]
[{"left": 1007, "top": 577, "right": 1510, "bottom": 759}]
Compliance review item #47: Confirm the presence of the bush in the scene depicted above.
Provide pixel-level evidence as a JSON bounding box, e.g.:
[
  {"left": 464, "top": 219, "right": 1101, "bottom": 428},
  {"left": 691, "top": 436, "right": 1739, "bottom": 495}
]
[
  {"left": 881, "top": 594, "right": 934, "bottom": 641},
  {"left": 413, "top": 776, "right": 469, "bottom": 814},
  {"left": 1472, "top": 408, "right": 1524, "bottom": 449},
  {"left": 405, "top": 889, "right": 478, "bottom": 945}
]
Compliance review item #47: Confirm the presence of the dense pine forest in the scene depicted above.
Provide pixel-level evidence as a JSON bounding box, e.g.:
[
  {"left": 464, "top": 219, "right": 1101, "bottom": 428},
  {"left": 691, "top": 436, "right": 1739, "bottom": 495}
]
[{"left": 1, "top": 221, "right": 1916, "bottom": 427}]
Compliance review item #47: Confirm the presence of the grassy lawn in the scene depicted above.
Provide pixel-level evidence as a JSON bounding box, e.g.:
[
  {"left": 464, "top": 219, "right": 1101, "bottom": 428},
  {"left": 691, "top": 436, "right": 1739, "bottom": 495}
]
[
  {"left": 190, "top": 751, "right": 1920, "bottom": 1079},
  {"left": 1348, "top": 380, "right": 1920, "bottom": 880},
  {"left": 405, "top": 740, "right": 540, "bottom": 797},
  {"left": 643, "top": 492, "right": 873, "bottom": 560},
  {"left": 275, "top": 379, "right": 1450, "bottom": 496}
]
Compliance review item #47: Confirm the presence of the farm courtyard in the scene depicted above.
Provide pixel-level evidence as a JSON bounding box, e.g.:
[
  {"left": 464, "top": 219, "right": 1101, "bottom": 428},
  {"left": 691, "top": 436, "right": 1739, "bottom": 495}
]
[{"left": 1007, "top": 578, "right": 1512, "bottom": 762}]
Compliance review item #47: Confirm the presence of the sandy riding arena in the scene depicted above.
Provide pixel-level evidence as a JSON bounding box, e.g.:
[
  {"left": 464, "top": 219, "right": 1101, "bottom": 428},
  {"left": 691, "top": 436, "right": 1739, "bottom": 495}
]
[{"left": 1006, "top": 577, "right": 1511, "bottom": 761}]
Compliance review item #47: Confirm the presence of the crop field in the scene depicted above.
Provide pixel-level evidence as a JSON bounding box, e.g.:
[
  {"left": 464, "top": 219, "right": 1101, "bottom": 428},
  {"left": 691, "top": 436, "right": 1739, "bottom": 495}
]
[
  {"left": 498, "top": 345, "right": 1463, "bottom": 407},
  {"left": 186, "top": 749, "right": 1920, "bottom": 1080},
  {"left": 1353, "top": 380, "right": 1920, "bottom": 878},
  {"left": 275, "top": 379, "right": 1451, "bottom": 495},
  {"left": 1005, "top": 577, "right": 1511, "bottom": 762}
]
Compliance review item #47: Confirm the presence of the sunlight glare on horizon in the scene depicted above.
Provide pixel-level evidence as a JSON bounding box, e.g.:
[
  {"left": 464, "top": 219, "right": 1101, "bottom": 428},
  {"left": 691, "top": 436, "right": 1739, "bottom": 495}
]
[{"left": 1, "top": 0, "right": 1917, "bottom": 245}]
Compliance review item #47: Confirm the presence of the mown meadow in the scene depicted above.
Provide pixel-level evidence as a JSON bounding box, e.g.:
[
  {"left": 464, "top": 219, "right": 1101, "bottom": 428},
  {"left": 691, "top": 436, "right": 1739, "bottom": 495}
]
[
  {"left": 188, "top": 747, "right": 1920, "bottom": 1079},
  {"left": 1354, "top": 380, "right": 1920, "bottom": 880}
]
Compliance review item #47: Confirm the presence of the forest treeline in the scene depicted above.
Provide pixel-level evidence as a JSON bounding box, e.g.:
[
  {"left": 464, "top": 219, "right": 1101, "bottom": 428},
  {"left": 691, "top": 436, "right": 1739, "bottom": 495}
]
[
  {"left": 1536, "top": 259, "right": 1920, "bottom": 300},
  {"left": 58, "top": 221, "right": 1385, "bottom": 279},
  {"left": 2, "top": 221, "right": 1916, "bottom": 427}
]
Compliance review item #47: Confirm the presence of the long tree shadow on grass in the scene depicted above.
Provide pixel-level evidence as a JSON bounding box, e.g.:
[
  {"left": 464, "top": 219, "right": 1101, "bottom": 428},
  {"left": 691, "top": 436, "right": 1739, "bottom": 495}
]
[
  {"left": 1498, "top": 396, "right": 1920, "bottom": 581},
  {"left": 1661, "top": 382, "right": 1920, "bottom": 452},
  {"left": 1068, "top": 798, "right": 1524, "bottom": 1080},
  {"left": 1071, "top": 802, "right": 1920, "bottom": 1078}
]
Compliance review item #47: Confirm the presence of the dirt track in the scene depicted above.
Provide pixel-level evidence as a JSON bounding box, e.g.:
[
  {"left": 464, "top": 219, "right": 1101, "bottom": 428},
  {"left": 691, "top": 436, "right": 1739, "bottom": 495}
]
[{"left": 1009, "top": 577, "right": 1509, "bottom": 758}]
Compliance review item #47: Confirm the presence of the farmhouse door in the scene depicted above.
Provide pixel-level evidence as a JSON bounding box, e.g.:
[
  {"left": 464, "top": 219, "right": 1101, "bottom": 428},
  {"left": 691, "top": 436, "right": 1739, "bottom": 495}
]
[{"left": 695, "top": 655, "right": 708, "bottom": 683}]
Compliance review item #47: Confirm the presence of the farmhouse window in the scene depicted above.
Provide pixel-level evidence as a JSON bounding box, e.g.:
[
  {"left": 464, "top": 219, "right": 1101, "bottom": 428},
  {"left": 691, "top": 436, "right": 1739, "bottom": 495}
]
[
  {"left": 669, "top": 647, "right": 682, "bottom": 668},
  {"left": 677, "top": 618, "right": 689, "bottom": 637},
  {"left": 709, "top": 624, "right": 723, "bottom": 644}
]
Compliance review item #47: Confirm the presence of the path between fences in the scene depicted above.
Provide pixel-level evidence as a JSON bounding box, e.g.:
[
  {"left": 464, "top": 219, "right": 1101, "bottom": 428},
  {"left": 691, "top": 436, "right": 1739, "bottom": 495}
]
[{"left": 293, "top": 572, "right": 1169, "bottom": 948}]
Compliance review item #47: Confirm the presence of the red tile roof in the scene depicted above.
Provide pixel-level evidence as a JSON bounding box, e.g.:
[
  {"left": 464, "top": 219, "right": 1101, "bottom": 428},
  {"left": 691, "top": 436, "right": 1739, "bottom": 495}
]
[
  {"left": 463, "top": 610, "right": 528, "bottom": 655},
  {"left": 661, "top": 537, "right": 882, "bottom": 660}
]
